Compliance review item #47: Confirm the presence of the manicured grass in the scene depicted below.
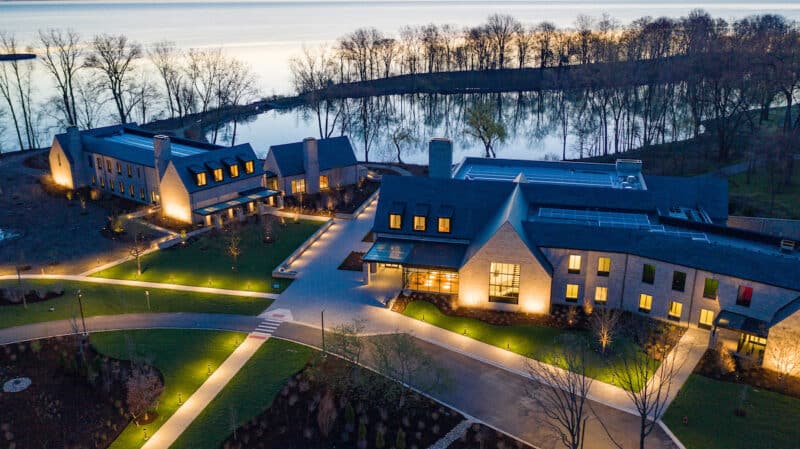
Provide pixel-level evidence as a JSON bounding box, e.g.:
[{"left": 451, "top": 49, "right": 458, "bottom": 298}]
[
  {"left": 0, "top": 280, "right": 272, "bottom": 329},
  {"left": 93, "top": 220, "right": 322, "bottom": 293},
  {"left": 172, "top": 338, "right": 316, "bottom": 449},
  {"left": 91, "top": 329, "right": 245, "bottom": 449},
  {"left": 403, "top": 301, "right": 650, "bottom": 385},
  {"left": 664, "top": 374, "right": 800, "bottom": 449}
]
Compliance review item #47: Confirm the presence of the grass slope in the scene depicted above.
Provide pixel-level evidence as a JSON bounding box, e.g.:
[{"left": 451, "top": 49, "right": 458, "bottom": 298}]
[
  {"left": 91, "top": 329, "right": 245, "bottom": 449},
  {"left": 664, "top": 374, "right": 800, "bottom": 449},
  {"left": 93, "top": 220, "right": 321, "bottom": 293},
  {"left": 172, "top": 338, "right": 315, "bottom": 449},
  {"left": 0, "top": 279, "right": 271, "bottom": 329}
]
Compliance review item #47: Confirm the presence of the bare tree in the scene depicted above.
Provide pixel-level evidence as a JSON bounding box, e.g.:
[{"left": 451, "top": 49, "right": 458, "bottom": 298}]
[
  {"left": 148, "top": 41, "right": 184, "bottom": 118},
  {"left": 766, "top": 326, "right": 800, "bottom": 383},
  {"left": 485, "top": 14, "right": 522, "bottom": 69},
  {"left": 129, "top": 232, "right": 146, "bottom": 277},
  {"left": 126, "top": 364, "right": 163, "bottom": 424},
  {"left": 84, "top": 34, "right": 142, "bottom": 123},
  {"left": 464, "top": 100, "right": 507, "bottom": 157},
  {"left": 524, "top": 337, "right": 593, "bottom": 449},
  {"left": 0, "top": 32, "right": 37, "bottom": 149},
  {"left": 290, "top": 45, "right": 341, "bottom": 138},
  {"left": 220, "top": 59, "right": 257, "bottom": 145},
  {"left": 389, "top": 125, "right": 415, "bottom": 164},
  {"left": 226, "top": 223, "right": 242, "bottom": 272},
  {"left": 186, "top": 48, "right": 225, "bottom": 114},
  {"left": 38, "top": 29, "right": 82, "bottom": 126},
  {"left": 589, "top": 307, "right": 621, "bottom": 355}
]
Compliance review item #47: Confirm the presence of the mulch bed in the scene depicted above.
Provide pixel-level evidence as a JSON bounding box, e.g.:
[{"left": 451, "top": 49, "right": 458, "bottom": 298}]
[
  {"left": 0, "top": 284, "right": 65, "bottom": 307},
  {"left": 282, "top": 180, "right": 379, "bottom": 216},
  {"left": 448, "top": 423, "right": 534, "bottom": 449},
  {"left": 222, "top": 357, "right": 463, "bottom": 449},
  {"left": 338, "top": 252, "right": 365, "bottom": 271},
  {"left": 0, "top": 336, "right": 142, "bottom": 449},
  {"left": 695, "top": 349, "right": 800, "bottom": 399}
]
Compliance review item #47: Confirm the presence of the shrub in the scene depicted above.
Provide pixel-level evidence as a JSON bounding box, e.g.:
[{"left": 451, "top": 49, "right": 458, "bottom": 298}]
[
  {"left": 396, "top": 428, "right": 406, "bottom": 449},
  {"left": 376, "top": 426, "right": 386, "bottom": 449}
]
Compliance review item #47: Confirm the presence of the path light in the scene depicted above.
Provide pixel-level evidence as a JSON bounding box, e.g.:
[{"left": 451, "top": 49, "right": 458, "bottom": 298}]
[
  {"left": 422, "top": 314, "right": 425, "bottom": 322},
  {"left": 207, "top": 277, "right": 213, "bottom": 287},
  {"left": 507, "top": 342, "right": 511, "bottom": 350},
  {"left": 207, "top": 363, "right": 212, "bottom": 375},
  {"left": 143, "top": 427, "right": 148, "bottom": 441},
  {"left": 145, "top": 290, "right": 150, "bottom": 311},
  {"left": 178, "top": 392, "right": 182, "bottom": 405},
  {"left": 463, "top": 328, "right": 467, "bottom": 336}
]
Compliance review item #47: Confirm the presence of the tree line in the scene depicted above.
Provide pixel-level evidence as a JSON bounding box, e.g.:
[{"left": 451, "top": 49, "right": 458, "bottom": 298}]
[{"left": 0, "top": 30, "right": 258, "bottom": 151}]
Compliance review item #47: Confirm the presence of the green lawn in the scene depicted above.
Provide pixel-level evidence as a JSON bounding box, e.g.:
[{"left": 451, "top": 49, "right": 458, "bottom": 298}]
[
  {"left": 728, "top": 170, "right": 800, "bottom": 220},
  {"left": 172, "top": 338, "right": 315, "bottom": 449},
  {"left": 93, "top": 220, "right": 322, "bottom": 293},
  {"left": 0, "top": 280, "right": 272, "bottom": 329},
  {"left": 403, "top": 301, "right": 650, "bottom": 385},
  {"left": 664, "top": 374, "right": 800, "bottom": 449},
  {"left": 90, "top": 329, "right": 245, "bottom": 449}
]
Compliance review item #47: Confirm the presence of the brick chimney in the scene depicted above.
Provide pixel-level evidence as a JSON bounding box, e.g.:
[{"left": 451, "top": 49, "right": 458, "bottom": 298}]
[{"left": 303, "top": 137, "right": 320, "bottom": 194}]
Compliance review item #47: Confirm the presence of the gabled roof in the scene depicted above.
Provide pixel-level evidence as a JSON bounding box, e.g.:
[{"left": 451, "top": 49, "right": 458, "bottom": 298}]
[
  {"left": 170, "top": 143, "right": 263, "bottom": 194},
  {"left": 268, "top": 136, "right": 358, "bottom": 177}
]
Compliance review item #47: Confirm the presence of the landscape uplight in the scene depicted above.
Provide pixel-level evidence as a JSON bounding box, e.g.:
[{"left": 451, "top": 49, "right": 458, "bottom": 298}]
[
  {"left": 178, "top": 392, "right": 182, "bottom": 405},
  {"left": 143, "top": 427, "right": 148, "bottom": 441},
  {"left": 207, "top": 363, "right": 212, "bottom": 375}
]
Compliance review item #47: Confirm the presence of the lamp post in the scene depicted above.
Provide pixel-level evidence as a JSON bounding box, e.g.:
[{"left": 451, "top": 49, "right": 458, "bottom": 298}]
[
  {"left": 145, "top": 290, "right": 150, "bottom": 311},
  {"left": 321, "top": 309, "right": 326, "bottom": 355},
  {"left": 76, "top": 289, "right": 87, "bottom": 336}
]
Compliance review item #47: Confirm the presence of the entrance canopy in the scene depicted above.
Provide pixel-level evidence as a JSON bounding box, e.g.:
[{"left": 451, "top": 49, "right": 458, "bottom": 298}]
[
  {"left": 715, "top": 310, "right": 769, "bottom": 338},
  {"left": 194, "top": 188, "right": 279, "bottom": 216},
  {"left": 364, "top": 238, "right": 467, "bottom": 269}
]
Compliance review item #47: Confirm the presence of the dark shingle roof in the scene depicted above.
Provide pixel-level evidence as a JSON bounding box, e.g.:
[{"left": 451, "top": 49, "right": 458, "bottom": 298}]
[
  {"left": 268, "top": 136, "right": 358, "bottom": 176},
  {"left": 170, "top": 143, "right": 263, "bottom": 194}
]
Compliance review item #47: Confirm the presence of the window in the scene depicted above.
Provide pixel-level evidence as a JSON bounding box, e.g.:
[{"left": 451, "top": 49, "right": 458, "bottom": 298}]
[
  {"left": 106, "top": 159, "right": 111, "bottom": 172},
  {"left": 403, "top": 267, "right": 458, "bottom": 294},
  {"left": 213, "top": 168, "right": 223, "bottom": 182},
  {"left": 642, "top": 264, "right": 656, "bottom": 284},
  {"left": 639, "top": 294, "right": 653, "bottom": 312},
  {"left": 88, "top": 155, "right": 93, "bottom": 167},
  {"left": 565, "top": 284, "right": 580, "bottom": 302},
  {"left": 229, "top": 163, "right": 240, "bottom": 178},
  {"left": 489, "top": 263, "right": 520, "bottom": 303},
  {"left": 699, "top": 308, "right": 714, "bottom": 329},
  {"left": 96, "top": 156, "right": 102, "bottom": 168},
  {"left": 291, "top": 179, "right": 306, "bottom": 194},
  {"left": 595, "top": 286, "right": 608, "bottom": 303},
  {"left": 56, "top": 154, "right": 61, "bottom": 166},
  {"left": 319, "top": 175, "right": 329, "bottom": 190},
  {"left": 389, "top": 213, "right": 402, "bottom": 229},
  {"left": 413, "top": 215, "right": 426, "bottom": 231},
  {"left": 119, "top": 181, "right": 124, "bottom": 194},
  {"left": 100, "top": 177, "right": 105, "bottom": 188},
  {"left": 568, "top": 255, "right": 581, "bottom": 274},
  {"left": 736, "top": 286, "right": 753, "bottom": 307},
  {"left": 703, "top": 278, "right": 719, "bottom": 299},
  {"left": 151, "top": 191, "right": 157, "bottom": 203},
  {"left": 597, "top": 257, "right": 611, "bottom": 276},
  {"left": 109, "top": 180, "right": 114, "bottom": 191},
  {"left": 672, "top": 271, "right": 687, "bottom": 292},
  {"left": 127, "top": 164, "right": 132, "bottom": 177},
  {"left": 116, "top": 162, "right": 122, "bottom": 174},
  {"left": 438, "top": 217, "right": 451, "bottom": 233},
  {"left": 137, "top": 167, "right": 141, "bottom": 178},
  {"left": 668, "top": 301, "right": 683, "bottom": 321},
  {"left": 244, "top": 160, "right": 255, "bottom": 174},
  {"left": 196, "top": 172, "right": 207, "bottom": 186},
  {"left": 140, "top": 189, "right": 145, "bottom": 200},
  {"left": 91, "top": 175, "right": 96, "bottom": 185}
]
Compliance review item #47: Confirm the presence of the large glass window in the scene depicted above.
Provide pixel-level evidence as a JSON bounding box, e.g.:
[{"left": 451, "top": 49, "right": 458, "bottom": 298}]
[
  {"left": 413, "top": 215, "right": 426, "bottom": 231},
  {"left": 291, "top": 179, "right": 306, "bottom": 194},
  {"left": 642, "top": 264, "right": 656, "bottom": 284},
  {"left": 438, "top": 217, "right": 451, "bottom": 233},
  {"left": 639, "top": 293, "right": 653, "bottom": 312},
  {"left": 737, "top": 334, "right": 767, "bottom": 360},
  {"left": 403, "top": 267, "right": 458, "bottom": 294},
  {"left": 389, "top": 214, "right": 402, "bottom": 229},
  {"left": 699, "top": 308, "right": 714, "bottom": 328},
  {"left": 489, "top": 263, "right": 520, "bottom": 304},
  {"left": 597, "top": 257, "right": 611, "bottom": 276},
  {"left": 594, "top": 286, "right": 608, "bottom": 303},
  {"left": 319, "top": 175, "right": 329, "bottom": 190},
  {"left": 668, "top": 301, "right": 683, "bottom": 321},
  {"left": 568, "top": 255, "right": 581, "bottom": 274},
  {"left": 565, "top": 284, "right": 579, "bottom": 302},
  {"left": 703, "top": 278, "right": 719, "bottom": 299},
  {"left": 672, "top": 271, "right": 687, "bottom": 292},
  {"left": 736, "top": 285, "right": 753, "bottom": 307}
]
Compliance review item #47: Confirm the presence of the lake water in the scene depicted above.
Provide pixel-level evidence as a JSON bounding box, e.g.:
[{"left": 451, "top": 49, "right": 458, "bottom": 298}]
[{"left": 2, "top": 0, "right": 800, "bottom": 159}]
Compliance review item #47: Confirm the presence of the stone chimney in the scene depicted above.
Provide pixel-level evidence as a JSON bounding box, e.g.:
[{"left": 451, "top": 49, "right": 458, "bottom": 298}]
[
  {"left": 303, "top": 137, "right": 320, "bottom": 194},
  {"left": 153, "top": 135, "right": 172, "bottom": 180},
  {"left": 428, "top": 138, "right": 453, "bottom": 179}
]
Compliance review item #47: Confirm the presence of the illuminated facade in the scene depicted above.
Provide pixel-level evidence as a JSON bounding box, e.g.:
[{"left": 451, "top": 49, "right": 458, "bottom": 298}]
[{"left": 48, "top": 125, "right": 277, "bottom": 224}]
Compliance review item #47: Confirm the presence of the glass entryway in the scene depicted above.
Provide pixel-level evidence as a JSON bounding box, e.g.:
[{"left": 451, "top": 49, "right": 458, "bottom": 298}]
[
  {"left": 737, "top": 334, "right": 767, "bottom": 361},
  {"left": 402, "top": 267, "right": 459, "bottom": 294}
]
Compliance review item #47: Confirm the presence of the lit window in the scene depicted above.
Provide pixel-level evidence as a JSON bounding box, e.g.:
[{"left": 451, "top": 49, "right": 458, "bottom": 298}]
[
  {"left": 597, "top": 257, "right": 611, "bottom": 276},
  {"left": 291, "top": 179, "right": 306, "bottom": 194},
  {"left": 736, "top": 286, "right": 753, "bottom": 307},
  {"left": 140, "top": 189, "right": 145, "bottom": 200},
  {"left": 106, "top": 160, "right": 111, "bottom": 172},
  {"left": 229, "top": 163, "right": 239, "bottom": 178},
  {"left": 403, "top": 267, "right": 459, "bottom": 294},
  {"left": 699, "top": 308, "right": 714, "bottom": 328},
  {"left": 213, "top": 168, "right": 223, "bottom": 182},
  {"left": 438, "top": 217, "right": 451, "bottom": 233},
  {"left": 642, "top": 264, "right": 656, "bottom": 284},
  {"left": 116, "top": 162, "right": 121, "bottom": 174},
  {"left": 489, "top": 262, "right": 520, "bottom": 304},
  {"left": 703, "top": 278, "right": 719, "bottom": 299},
  {"left": 96, "top": 156, "right": 102, "bottom": 167},
  {"left": 413, "top": 215, "right": 426, "bottom": 231},
  {"left": 119, "top": 181, "right": 124, "bottom": 193},
  {"left": 151, "top": 191, "right": 157, "bottom": 203},
  {"left": 127, "top": 164, "right": 132, "bottom": 177},
  {"left": 196, "top": 172, "right": 207, "bottom": 186},
  {"left": 565, "top": 284, "right": 580, "bottom": 302},
  {"left": 668, "top": 301, "right": 683, "bottom": 320},
  {"left": 109, "top": 180, "right": 114, "bottom": 191},
  {"left": 244, "top": 160, "right": 255, "bottom": 174},
  {"left": 91, "top": 175, "right": 96, "bottom": 185},
  {"left": 100, "top": 177, "right": 105, "bottom": 188},
  {"left": 639, "top": 293, "right": 653, "bottom": 312},
  {"left": 389, "top": 213, "right": 402, "bottom": 229},
  {"left": 672, "top": 271, "right": 686, "bottom": 292},
  {"left": 595, "top": 286, "right": 608, "bottom": 303},
  {"left": 129, "top": 185, "right": 134, "bottom": 197},
  {"left": 319, "top": 175, "right": 329, "bottom": 190},
  {"left": 568, "top": 255, "right": 581, "bottom": 274}
]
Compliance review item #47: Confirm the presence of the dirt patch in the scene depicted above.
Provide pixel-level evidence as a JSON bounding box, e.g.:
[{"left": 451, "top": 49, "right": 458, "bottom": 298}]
[
  {"left": 338, "top": 252, "right": 365, "bottom": 272},
  {"left": 0, "top": 336, "right": 153, "bottom": 449},
  {"left": 222, "top": 356, "right": 462, "bottom": 449},
  {"left": 448, "top": 422, "right": 534, "bottom": 449}
]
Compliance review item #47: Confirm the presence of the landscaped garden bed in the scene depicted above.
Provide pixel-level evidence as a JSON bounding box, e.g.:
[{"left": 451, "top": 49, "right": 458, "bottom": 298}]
[
  {"left": 447, "top": 423, "right": 534, "bottom": 449},
  {"left": 338, "top": 251, "right": 365, "bottom": 271},
  {"left": 93, "top": 217, "right": 321, "bottom": 293},
  {"left": 220, "top": 354, "right": 463, "bottom": 449},
  {"left": 281, "top": 180, "right": 379, "bottom": 216},
  {"left": 694, "top": 347, "right": 800, "bottom": 398}
]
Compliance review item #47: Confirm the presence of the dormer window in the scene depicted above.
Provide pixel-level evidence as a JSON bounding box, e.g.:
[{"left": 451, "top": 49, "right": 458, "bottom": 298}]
[
  {"left": 413, "top": 216, "right": 426, "bottom": 231},
  {"left": 229, "top": 163, "right": 239, "bottom": 178},
  {"left": 413, "top": 204, "right": 429, "bottom": 232},
  {"left": 213, "top": 168, "right": 223, "bottom": 182},
  {"left": 438, "top": 217, "right": 451, "bottom": 233},
  {"left": 196, "top": 172, "right": 207, "bottom": 186},
  {"left": 436, "top": 205, "right": 453, "bottom": 234},
  {"left": 244, "top": 160, "right": 255, "bottom": 174},
  {"left": 389, "top": 214, "right": 402, "bottom": 229}
]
